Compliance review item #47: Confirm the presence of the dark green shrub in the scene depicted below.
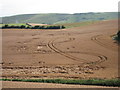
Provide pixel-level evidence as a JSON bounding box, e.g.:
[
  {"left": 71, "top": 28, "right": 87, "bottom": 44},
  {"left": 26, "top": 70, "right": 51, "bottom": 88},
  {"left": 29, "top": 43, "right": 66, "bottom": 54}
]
[
  {"left": 2, "top": 24, "right": 65, "bottom": 29},
  {"left": 117, "top": 31, "right": 120, "bottom": 42},
  {"left": 20, "top": 25, "right": 26, "bottom": 29},
  {"left": 1, "top": 78, "right": 120, "bottom": 87}
]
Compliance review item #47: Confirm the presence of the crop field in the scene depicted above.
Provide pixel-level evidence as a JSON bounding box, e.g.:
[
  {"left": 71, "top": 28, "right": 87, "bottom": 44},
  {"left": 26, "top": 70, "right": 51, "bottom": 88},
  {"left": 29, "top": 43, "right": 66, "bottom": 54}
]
[
  {"left": 2, "top": 19, "right": 119, "bottom": 88},
  {"left": 56, "top": 20, "right": 98, "bottom": 28},
  {"left": 1, "top": 20, "right": 99, "bottom": 29}
]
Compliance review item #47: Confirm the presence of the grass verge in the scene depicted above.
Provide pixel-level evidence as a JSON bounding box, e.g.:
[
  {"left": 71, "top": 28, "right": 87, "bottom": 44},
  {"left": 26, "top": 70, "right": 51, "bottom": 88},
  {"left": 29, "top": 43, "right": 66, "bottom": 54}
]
[{"left": 0, "top": 78, "right": 120, "bottom": 87}]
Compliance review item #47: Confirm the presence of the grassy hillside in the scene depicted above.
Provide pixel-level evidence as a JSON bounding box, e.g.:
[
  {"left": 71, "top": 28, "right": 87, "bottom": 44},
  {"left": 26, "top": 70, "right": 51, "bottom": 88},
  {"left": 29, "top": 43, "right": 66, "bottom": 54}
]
[{"left": 1, "top": 12, "right": 118, "bottom": 24}]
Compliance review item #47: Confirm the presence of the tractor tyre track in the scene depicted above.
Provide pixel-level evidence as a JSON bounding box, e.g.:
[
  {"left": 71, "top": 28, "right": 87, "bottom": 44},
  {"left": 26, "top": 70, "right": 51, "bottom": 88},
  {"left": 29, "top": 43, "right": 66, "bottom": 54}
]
[
  {"left": 47, "top": 38, "right": 107, "bottom": 65},
  {"left": 91, "top": 35, "right": 115, "bottom": 51},
  {"left": 47, "top": 39, "right": 85, "bottom": 63}
]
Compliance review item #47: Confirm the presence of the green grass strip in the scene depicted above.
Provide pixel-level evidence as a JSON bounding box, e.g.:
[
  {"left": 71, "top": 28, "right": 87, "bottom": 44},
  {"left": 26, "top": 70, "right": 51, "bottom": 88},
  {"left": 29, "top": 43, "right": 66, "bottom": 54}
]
[{"left": 0, "top": 78, "right": 120, "bottom": 87}]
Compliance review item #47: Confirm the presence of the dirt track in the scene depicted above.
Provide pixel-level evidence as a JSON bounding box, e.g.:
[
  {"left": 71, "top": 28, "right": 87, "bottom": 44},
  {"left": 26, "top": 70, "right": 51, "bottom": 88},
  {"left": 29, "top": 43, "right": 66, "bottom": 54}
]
[
  {"left": 2, "top": 20, "right": 118, "bottom": 80},
  {"left": 2, "top": 81, "right": 118, "bottom": 88}
]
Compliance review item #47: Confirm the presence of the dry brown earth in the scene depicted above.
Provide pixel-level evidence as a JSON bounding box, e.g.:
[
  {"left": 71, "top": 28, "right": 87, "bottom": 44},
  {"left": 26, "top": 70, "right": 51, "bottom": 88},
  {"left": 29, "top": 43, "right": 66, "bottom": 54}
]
[
  {"left": 2, "top": 81, "right": 118, "bottom": 88},
  {"left": 1, "top": 20, "right": 119, "bottom": 88}
]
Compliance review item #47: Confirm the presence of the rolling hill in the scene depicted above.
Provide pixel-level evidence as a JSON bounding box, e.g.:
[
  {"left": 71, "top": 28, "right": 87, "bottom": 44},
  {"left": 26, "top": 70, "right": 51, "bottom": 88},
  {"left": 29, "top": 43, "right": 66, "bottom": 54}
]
[{"left": 1, "top": 12, "right": 118, "bottom": 24}]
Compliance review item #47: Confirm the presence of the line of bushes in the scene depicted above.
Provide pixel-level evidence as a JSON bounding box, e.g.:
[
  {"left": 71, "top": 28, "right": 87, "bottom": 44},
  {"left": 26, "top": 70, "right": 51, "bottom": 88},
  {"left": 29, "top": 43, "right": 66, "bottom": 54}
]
[
  {"left": 116, "top": 31, "right": 120, "bottom": 42},
  {"left": 1, "top": 78, "right": 120, "bottom": 87},
  {"left": 1, "top": 24, "right": 65, "bottom": 29}
]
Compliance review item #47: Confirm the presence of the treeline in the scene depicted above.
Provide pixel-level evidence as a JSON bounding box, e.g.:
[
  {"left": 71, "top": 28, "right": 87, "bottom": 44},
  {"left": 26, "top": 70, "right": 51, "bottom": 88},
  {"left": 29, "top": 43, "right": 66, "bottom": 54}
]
[
  {"left": 2, "top": 24, "right": 65, "bottom": 29},
  {"left": 113, "top": 31, "right": 120, "bottom": 43},
  {"left": 116, "top": 31, "right": 120, "bottom": 42}
]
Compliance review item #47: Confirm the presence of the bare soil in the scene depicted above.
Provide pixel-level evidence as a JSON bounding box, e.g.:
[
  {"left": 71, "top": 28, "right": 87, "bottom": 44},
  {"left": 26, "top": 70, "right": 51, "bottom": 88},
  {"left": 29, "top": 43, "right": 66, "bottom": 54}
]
[
  {"left": 2, "top": 81, "right": 117, "bottom": 88},
  {"left": 2, "top": 20, "right": 118, "bottom": 80}
]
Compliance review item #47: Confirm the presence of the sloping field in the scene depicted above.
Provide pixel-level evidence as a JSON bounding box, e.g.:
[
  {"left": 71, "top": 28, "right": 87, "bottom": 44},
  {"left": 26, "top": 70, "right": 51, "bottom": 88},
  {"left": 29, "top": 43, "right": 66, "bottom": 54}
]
[{"left": 2, "top": 20, "right": 119, "bottom": 88}]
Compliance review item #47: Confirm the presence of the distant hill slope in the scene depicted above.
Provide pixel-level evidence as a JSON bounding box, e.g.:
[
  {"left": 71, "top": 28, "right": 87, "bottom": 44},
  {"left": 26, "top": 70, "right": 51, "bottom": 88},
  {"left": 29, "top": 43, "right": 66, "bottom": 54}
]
[{"left": 1, "top": 12, "right": 118, "bottom": 24}]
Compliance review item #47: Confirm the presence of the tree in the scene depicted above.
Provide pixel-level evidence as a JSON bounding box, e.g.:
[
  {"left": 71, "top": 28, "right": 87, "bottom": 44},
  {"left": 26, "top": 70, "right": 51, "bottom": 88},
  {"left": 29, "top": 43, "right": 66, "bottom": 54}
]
[
  {"left": 4, "top": 24, "right": 9, "bottom": 28},
  {"left": 117, "top": 31, "right": 120, "bottom": 42},
  {"left": 61, "top": 25, "right": 65, "bottom": 29},
  {"left": 20, "top": 25, "right": 26, "bottom": 29},
  {"left": 34, "top": 25, "right": 40, "bottom": 29}
]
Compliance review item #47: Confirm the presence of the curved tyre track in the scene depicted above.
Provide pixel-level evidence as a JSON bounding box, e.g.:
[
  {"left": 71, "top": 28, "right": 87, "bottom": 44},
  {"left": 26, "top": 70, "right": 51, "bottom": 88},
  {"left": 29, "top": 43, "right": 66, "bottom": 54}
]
[
  {"left": 64, "top": 51, "right": 107, "bottom": 64},
  {"left": 91, "top": 35, "right": 115, "bottom": 51},
  {"left": 47, "top": 38, "right": 107, "bottom": 65},
  {"left": 47, "top": 39, "right": 85, "bottom": 63}
]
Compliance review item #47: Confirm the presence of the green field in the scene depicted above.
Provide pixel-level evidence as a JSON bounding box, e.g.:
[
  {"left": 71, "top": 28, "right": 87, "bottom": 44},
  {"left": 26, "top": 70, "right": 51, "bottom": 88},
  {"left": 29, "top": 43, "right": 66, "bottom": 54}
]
[{"left": 55, "top": 20, "right": 98, "bottom": 28}]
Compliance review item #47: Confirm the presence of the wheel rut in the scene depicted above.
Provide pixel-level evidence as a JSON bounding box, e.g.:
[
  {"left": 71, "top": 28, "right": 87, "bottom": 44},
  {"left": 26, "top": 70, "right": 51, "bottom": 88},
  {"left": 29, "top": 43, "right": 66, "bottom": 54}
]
[
  {"left": 47, "top": 38, "right": 108, "bottom": 65},
  {"left": 91, "top": 35, "right": 116, "bottom": 51}
]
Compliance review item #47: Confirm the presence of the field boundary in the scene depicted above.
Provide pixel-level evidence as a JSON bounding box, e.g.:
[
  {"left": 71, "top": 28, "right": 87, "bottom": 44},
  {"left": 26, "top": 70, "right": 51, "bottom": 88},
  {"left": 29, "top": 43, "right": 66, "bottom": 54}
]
[{"left": 1, "top": 78, "right": 120, "bottom": 87}]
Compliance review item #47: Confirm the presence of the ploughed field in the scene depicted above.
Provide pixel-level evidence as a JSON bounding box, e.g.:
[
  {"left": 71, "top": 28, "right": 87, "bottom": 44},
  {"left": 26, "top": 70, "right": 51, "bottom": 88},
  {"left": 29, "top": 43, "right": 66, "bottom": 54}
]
[{"left": 2, "top": 20, "right": 118, "bottom": 80}]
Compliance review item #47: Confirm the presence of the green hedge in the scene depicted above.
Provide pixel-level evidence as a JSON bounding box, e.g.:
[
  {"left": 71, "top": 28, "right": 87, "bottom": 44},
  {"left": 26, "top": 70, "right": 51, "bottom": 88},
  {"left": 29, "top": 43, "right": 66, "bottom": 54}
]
[
  {"left": 1, "top": 24, "right": 65, "bottom": 29},
  {"left": 1, "top": 78, "right": 120, "bottom": 87}
]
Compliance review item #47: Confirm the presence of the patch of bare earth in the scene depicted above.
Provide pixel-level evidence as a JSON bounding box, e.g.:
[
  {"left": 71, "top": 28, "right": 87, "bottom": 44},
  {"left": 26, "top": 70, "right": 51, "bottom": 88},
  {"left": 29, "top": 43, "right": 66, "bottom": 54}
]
[{"left": 2, "top": 81, "right": 117, "bottom": 88}]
